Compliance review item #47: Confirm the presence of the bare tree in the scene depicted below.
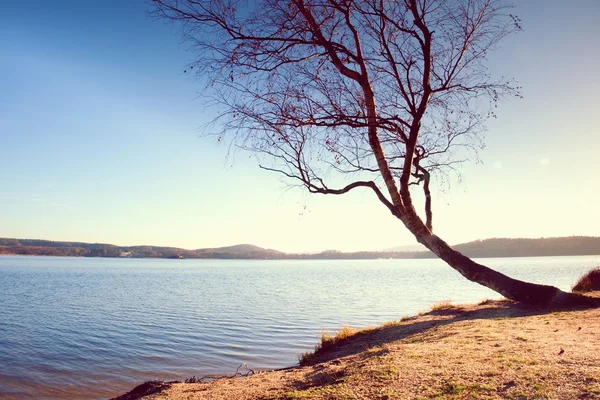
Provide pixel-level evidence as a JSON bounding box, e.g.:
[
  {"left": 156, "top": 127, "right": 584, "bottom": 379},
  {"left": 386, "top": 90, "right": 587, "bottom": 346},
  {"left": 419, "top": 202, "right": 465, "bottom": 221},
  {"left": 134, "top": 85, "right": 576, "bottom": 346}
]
[{"left": 153, "top": 0, "right": 598, "bottom": 306}]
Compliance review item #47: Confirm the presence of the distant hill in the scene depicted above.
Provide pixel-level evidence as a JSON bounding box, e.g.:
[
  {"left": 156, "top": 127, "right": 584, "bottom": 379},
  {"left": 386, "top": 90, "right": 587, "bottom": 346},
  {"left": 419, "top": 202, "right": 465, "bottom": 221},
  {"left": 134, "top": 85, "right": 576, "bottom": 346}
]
[
  {"left": 196, "top": 244, "right": 282, "bottom": 257},
  {"left": 0, "top": 238, "right": 282, "bottom": 259},
  {"left": 380, "top": 244, "right": 428, "bottom": 252},
  {"left": 450, "top": 237, "right": 600, "bottom": 258},
  {"left": 0, "top": 236, "right": 598, "bottom": 259},
  {"left": 193, "top": 244, "right": 284, "bottom": 259},
  {"left": 342, "top": 237, "right": 600, "bottom": 259}
]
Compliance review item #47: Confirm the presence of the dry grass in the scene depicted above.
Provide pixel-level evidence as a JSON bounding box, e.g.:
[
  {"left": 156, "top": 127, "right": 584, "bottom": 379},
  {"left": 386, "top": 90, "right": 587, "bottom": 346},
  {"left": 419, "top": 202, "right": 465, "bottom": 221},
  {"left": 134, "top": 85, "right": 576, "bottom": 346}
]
[
  {"left": 573, "top": 267, "right": 600, "bottom": 292},
  {"left": 299, "top": 326, "right": 358, "bottom": 365},
  {"left": 137, "top": 293, "right": 600, "bottom": 400},
  {"left": 320, "top": 326, "right": 356, "bottom": 348},
  {"left": 429, "top": 299, "right": 453, "bottom": 311}
]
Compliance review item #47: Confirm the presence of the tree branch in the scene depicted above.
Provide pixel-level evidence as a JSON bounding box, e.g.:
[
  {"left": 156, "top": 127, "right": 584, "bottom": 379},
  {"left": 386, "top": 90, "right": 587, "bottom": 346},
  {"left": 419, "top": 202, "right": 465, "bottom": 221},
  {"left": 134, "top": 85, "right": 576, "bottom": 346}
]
[{"left": 259, "top": 164, "right": 399, "bottom": 218}]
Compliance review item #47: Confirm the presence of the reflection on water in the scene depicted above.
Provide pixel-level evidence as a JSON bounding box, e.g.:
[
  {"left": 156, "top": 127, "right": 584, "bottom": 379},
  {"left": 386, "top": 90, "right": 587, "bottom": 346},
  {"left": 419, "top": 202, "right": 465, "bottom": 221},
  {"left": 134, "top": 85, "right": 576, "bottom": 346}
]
[{"left": 0, "top": 255, "right": 598, "bottom": 399}]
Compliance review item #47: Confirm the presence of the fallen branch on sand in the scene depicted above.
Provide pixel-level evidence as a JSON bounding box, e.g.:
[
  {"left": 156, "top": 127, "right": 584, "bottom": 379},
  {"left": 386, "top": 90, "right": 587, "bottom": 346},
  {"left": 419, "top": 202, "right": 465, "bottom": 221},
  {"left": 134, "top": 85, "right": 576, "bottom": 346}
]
[{"left": 185, "top": 363, "right": 258, "bottom": 383}]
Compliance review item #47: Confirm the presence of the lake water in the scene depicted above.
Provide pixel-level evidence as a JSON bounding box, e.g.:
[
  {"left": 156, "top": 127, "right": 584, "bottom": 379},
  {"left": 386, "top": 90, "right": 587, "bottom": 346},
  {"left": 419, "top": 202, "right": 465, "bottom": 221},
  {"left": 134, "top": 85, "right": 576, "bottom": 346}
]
[{"left": 1, "top": 255, "right": 598, "bottom": 399}]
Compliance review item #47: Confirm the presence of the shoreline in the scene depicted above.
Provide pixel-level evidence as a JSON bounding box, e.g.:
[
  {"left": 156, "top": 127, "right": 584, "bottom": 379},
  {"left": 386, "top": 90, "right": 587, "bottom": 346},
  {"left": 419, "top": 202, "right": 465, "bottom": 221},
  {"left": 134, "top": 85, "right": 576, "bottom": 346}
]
[
  {"left": 3, "top": 253, "right": 600, "bottom": 261},
  {"left": 115, "top": 294, "right": 600, "bottom": 399}
]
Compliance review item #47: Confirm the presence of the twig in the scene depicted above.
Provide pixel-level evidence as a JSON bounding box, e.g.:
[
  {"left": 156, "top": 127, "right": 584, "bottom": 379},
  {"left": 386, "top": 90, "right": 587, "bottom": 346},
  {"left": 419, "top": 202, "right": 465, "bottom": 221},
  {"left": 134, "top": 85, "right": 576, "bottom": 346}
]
[{"left": 184, "top": 363, "right": 258, "bottom": 383}]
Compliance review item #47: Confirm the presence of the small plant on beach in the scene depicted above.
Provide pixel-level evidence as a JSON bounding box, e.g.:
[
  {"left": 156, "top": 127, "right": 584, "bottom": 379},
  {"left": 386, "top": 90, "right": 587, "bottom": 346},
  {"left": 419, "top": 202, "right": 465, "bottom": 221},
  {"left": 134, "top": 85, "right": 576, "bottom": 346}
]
[
  {"left": 328, "top": 326, "right": 355, "bottom": 341},
  {"left": 298, "top": 350, "right": 314, "bottom": 366},
  {"left": 430, "top": 300, "right": 453, "bottom": 311},
  {"left": 299, "top": 326, "right": 357, "bottom": 365},
  {"left": 318, "top": 326, "right": 357, "bottom": 351},
  {"left": 433, "top": 381, "right": 467, "bottom": 397},
  {"left": 573, "top": 267, "right": 600, "bottom": 292}
]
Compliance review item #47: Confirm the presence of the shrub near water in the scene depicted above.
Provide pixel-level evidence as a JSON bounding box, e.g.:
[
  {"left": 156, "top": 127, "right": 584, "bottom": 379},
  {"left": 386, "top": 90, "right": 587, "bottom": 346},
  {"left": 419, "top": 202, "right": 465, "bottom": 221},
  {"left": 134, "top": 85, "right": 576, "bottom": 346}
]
[{"left": 573, "top": 267, "right": 600, "bottom": 292}]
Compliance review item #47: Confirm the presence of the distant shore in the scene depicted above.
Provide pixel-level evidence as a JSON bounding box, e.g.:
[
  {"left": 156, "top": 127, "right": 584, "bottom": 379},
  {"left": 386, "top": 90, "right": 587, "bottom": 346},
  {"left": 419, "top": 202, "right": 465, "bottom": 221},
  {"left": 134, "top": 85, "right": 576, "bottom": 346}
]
[
  {"left": 116, "top": 294, "right": 600, "bottom": 400},
  {"left": 2, "top": 236, "right": 600, "bottom": 260}
]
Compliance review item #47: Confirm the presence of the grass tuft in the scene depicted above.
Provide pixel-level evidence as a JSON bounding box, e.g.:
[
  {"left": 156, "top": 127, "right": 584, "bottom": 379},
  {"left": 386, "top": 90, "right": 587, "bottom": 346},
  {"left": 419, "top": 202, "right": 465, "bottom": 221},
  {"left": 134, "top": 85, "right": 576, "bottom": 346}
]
[
  {"left": 299, "top": 326, "right": 357, "bottom": 365},
  {"left": 432, "top": 381, "right": 467, "bottom": 397},
  {"left": 430, "top": 299, "right": 453, "bottom": 311},
  {"left": 573, "top": 267, "right": 600, "bottom": 292}
]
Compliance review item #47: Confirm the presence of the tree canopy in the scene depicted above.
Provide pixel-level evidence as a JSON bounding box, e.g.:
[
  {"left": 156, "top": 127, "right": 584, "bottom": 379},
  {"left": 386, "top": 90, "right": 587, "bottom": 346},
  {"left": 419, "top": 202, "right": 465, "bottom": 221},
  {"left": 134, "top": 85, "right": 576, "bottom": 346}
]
[{"left": 156, "top": 0, "right": 522, "bottom": 228}]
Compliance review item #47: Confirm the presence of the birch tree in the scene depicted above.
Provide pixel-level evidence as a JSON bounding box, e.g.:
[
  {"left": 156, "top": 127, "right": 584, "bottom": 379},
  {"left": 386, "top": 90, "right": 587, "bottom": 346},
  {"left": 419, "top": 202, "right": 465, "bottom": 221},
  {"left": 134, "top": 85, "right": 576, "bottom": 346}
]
[{"left": 154, "top": 0, "right": 599, "bottom": 306}]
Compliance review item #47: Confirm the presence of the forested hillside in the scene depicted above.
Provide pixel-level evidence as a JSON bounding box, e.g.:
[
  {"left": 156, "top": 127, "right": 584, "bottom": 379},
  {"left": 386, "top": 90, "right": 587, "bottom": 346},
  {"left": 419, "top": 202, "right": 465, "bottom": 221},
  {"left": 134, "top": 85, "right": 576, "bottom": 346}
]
[{"left": 0, "top": 236, "right": 598, "bottom": 259}]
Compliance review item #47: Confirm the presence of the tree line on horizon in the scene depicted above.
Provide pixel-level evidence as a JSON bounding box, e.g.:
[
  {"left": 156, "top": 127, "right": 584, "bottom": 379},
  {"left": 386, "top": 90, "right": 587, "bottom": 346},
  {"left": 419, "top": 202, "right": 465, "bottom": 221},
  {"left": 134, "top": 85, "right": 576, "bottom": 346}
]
[{"left": 0, "top": 236, "right": 599, "bottom": 260}]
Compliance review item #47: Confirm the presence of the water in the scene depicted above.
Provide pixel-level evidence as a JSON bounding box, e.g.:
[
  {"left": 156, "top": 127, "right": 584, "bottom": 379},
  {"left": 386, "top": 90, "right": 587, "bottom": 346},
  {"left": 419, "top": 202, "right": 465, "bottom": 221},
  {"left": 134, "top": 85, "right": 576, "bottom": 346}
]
[{"left": 0, "top": 255, "right": 598, "bottom": 399}]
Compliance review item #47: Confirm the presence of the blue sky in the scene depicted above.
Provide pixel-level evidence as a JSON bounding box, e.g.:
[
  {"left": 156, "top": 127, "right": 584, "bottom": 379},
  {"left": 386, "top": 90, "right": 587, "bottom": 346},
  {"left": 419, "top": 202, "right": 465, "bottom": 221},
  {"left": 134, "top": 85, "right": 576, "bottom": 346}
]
[{"left": 1, "top": 0, "right": 599, "bottom": 253}]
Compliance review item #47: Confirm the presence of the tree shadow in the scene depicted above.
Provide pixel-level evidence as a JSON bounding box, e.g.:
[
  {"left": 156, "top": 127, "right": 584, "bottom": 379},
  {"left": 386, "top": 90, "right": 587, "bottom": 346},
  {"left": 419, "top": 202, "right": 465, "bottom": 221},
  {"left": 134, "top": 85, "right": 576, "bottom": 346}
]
[
  {"left": 300, "top": 299, "right": 588, "bottom": 369},
  {"left": 291, "top": 365, "right": 348, "bottom": 391}
]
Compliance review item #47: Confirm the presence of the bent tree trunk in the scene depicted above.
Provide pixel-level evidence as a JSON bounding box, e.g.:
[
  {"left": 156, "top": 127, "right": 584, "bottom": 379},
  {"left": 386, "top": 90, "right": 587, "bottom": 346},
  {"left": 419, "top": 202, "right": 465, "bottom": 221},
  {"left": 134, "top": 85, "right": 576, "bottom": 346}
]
[{"left": 401, "top": 210, "right": 600, "bottom": 308}]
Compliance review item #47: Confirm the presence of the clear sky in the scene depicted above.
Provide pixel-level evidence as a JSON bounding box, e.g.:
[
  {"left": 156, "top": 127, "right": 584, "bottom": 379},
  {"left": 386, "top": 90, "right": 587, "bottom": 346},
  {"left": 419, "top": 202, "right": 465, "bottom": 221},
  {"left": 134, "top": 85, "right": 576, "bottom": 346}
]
[{"left": 1, "top": 0, "right": 599, "bottom": 253}]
